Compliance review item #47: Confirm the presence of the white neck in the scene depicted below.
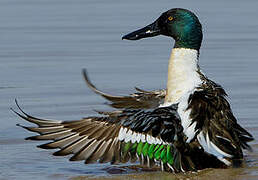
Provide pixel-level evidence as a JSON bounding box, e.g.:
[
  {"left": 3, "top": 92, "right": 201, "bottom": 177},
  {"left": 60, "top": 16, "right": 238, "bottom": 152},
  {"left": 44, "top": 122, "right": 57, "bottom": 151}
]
[{"left": 164, "top": 48, "right": 202, "bottom": 104}]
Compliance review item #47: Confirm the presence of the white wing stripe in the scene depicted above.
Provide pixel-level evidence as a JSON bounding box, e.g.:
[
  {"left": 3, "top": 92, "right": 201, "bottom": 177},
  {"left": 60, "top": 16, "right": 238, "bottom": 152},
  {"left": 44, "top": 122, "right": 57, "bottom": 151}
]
[
  {"left": 118, "top": 127, "right": 165, "bottom": 145},
  {"left": 118, "top": 127, "right": 127, "bottom": 141},
  {"left": 124, "top": 129, "right": 133, "bottom": 143},
  {"left": 130, "top": 131, "right": 137, "bottom": 143}
]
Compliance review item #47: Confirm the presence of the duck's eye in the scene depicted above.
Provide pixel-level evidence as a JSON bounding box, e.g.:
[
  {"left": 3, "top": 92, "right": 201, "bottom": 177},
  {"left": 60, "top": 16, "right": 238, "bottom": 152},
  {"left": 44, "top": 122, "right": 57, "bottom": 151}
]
[{"left": 168, "top": 16, "right": 173, "bottom": 21}]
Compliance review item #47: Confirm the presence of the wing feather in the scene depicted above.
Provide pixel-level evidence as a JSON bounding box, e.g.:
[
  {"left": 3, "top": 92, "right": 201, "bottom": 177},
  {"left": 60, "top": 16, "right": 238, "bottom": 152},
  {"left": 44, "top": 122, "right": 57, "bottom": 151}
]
[
  {"left": 85, "top": 139, "right": 112, "bottom": 163},
  {"left": 53, "top": 137, "right": 93, "bottom": 156},
  {"left": 70, "top": 139, "right": 102, "bottom": 161},
  {"left": 23, "top": 126, "right": 66, "bottom": 134},
  {"left": 98, "top": 139, "right": 116, "bottom": 163},
  {"left": 38, "top": 134, "right": 81, "bottom": 149},
  {"left": 14, "top": 100, "right": 187, "bottom": 172},
  {"left": 26, "top": 129, "right": 74, "bottom": 140},
  {"left": 82, "top": 69, "right": 166, "bottom": 109},
  {"left": 188, "top": 81, "right": 254, "bottom": 166}
]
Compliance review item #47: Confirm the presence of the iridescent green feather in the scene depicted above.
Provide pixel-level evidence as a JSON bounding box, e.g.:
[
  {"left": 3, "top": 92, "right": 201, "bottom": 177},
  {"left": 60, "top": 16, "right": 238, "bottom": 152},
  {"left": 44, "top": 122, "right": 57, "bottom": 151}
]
[
  {"left": 160, "top": 148, "right": 167, "bottom": 163},
  {"left": 167, "top": 145, "right": 174, "bottom": 165},
  {"left": 142, "top": 143, "right": 149, "bottom": 156},
  {"left": 123, "top": 142, "right": 131, "bottom": 154},
  {"left": 122, "top": 140, "right": 176, "bottom": 169},
  {"left": 147, "top": 144, "right": 155, "bottom": 159},
  {"left": 130, "top": 143, "right": 138, "bottom": 153},
  {"left": 154, "top": 144, "right": 160, "bottom": 152},
  {"left": 154, "top": 145, "right": 164, "bottom": 159},
  {"left": 153, "top": 145, "right": 175, "bottom": 165},
  {"left": 136, "top": 141, "right": 144, "bottom": 156}
]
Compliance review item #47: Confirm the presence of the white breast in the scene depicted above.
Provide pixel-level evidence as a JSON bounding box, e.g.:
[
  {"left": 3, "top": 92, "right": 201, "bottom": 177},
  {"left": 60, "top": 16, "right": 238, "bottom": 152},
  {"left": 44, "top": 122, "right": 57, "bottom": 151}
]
[
  {"left": 164, "top": 48, "right": 202, "bottom": 104},
  {"left": 161, "top": 48, "right": 202, "bottom": 142}
]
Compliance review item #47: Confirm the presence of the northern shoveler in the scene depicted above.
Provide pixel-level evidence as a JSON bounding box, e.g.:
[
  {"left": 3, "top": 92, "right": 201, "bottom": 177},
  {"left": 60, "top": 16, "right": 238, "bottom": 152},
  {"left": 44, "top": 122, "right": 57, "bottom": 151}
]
[{"left": 13, "top": 8, "right": 253, "bottom": 172}]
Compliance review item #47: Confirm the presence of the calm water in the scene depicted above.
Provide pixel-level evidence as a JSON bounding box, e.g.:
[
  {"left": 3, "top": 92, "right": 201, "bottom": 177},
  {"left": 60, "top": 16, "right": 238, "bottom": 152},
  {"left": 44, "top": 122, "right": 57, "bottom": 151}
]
[{"left": 0, "top": 0, "right": 258, "bottom": 179}]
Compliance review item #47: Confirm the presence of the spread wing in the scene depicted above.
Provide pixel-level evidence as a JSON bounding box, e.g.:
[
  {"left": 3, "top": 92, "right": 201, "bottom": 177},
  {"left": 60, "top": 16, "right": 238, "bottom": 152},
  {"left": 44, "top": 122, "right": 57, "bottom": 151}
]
[
  {"left": 188, "top": 82, "right": 254, "bottom": 166},
  {"left": 13, "top": 100, "right": 192, "bottom": 172},
  {"left": 82, "top": 69, "right": 166, "bottom": 109}
]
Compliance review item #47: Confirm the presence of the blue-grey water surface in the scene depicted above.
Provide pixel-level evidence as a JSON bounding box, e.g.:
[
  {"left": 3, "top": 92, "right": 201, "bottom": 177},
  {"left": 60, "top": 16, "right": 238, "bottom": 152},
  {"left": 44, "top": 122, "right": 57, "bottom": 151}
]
[{"left": 0, "top": 0, "right": 257, "bottom": 179}]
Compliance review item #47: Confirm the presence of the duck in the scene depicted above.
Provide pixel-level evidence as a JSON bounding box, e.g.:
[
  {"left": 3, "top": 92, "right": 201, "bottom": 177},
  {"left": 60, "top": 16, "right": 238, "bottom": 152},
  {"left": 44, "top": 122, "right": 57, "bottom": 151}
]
[{"left": 13, "top": 8, "right": 254, "bottom": 172}]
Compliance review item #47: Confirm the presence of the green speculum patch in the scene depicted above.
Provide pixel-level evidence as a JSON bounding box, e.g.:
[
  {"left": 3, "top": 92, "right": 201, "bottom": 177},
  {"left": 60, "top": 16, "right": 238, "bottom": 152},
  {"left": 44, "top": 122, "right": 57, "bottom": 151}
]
[{"left": 121, "top": 140, "right": 176, "bottom": 166}]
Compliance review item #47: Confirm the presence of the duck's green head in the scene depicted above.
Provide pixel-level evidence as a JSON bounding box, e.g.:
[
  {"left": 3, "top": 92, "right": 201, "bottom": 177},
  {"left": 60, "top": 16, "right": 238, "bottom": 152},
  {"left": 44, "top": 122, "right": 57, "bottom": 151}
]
[{"left": 122, "top": 8, "right": 203, "bottom": 50}]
